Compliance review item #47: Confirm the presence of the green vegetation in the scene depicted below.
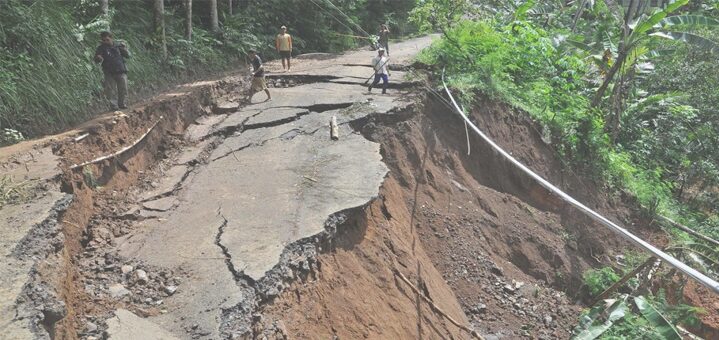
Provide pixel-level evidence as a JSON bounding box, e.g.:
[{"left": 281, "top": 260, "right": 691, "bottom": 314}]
[
  {"left": 574, "top": 291, "right": 702, "bottom": 339},
  {"left": 583, "top": 267, "right": 620, "bottom": 297},
  {"left": 0, "top": 0, "right": 416, "bottom": 141},
  {"left": 413, "top": 0, "right": 719, "bottom": 337}
]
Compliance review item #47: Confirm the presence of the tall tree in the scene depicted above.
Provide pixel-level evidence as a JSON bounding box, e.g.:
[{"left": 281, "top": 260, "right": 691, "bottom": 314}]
[
  {"left": 228, "top": 0, "right": 232, "bottom": 16},
  {"left": 210, "top": 0, "right": 219, "bottom": 32},
  {"left": 100, "top": 0, "right": 109, "bottom": 15},
  {"left": 581, "top": 0, "right": 719, "bottom": 142},
  {"left": 184, "top": 0, "right": 192, "bottom": 40},
  {"left": 153, "top": 0, "right": 167, "bottom": 59}
]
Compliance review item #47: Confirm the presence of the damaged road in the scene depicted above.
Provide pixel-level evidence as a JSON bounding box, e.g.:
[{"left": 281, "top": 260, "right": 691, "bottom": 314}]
[
  {"left": 118, "top": 40, "right": 435, "bottom": 339},
  {"left": 0, "top": 37, "right": 436, "bottom": 339},
  {"left": 112, "top": 38, "right": 433, "bottom": 339}
]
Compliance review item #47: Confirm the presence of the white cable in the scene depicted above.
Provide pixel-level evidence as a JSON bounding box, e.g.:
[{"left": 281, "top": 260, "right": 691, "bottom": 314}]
[
  {"left": 441, "top": 70, "right": 719, "bottom": 294},
  {"left": 320, "top": 0, "right": 372, "bottom": 37}
]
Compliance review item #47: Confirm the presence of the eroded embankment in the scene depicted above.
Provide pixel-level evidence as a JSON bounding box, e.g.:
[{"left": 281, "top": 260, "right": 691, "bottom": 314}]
[
  {"left": 5, "top": 37, "right": 440, "bottom": 340},
  {"left": 24, "top": 77, "right": 245, "bottom": 339},
  {"left": 258, "top": 92, "right": 663, "bottom": 338},
  {"left": 8, "top": 45, "right": 679, "bottom": 339}
]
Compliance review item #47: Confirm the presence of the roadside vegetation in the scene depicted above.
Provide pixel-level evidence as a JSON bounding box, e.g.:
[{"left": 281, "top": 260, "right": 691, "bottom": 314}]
[
  {"left": 0, "top": 0, "right": 415, "bottom": 143},
  {"left": 412, "top": 0, "right": 719, "bottom": 338}
]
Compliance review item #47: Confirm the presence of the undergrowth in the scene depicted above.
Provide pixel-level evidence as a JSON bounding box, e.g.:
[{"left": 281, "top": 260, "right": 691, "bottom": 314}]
[
  {"left": 416, "top": 10, "right": 718, "bottom": 339},
  {"left": 0, "top": 0, "right": 417, "bottom": 141},
  {"left": 583, "top": 267, "right": 621, "bottom": 297},
  {"left": 416, "top": 17, "right": 715, "bottom": 245}
]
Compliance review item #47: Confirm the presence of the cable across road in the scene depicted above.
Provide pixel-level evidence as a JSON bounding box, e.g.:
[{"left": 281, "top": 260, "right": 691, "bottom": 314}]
[{"left": 440, "top": 69, "right": 719, "bottom": 294}]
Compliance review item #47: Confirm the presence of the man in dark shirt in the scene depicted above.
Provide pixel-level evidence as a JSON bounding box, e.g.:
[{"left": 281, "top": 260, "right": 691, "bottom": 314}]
[
  {"left": 94, "top": 31, "right": 130, "bottom": 110},
  {"left": 243, "top": 49, "right": 271, "bottom": 103},
  {"left": 378, "top": 24, "right": 390, "bottom": 56}
]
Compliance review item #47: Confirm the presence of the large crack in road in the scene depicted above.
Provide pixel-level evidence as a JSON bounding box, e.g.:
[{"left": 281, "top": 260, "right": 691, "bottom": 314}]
[
  {"left": 0, "top": 37, "right": 435, "bottom": 340},
  {"left": 108, "top": 38, "right": 435, "bottom": 339}
]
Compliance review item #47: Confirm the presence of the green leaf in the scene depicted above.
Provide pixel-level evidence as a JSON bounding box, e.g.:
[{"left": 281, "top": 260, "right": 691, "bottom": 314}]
[
  {"left": 514, "top": 0, "right": 536, "bottom": 21},
  {"left": 572, "top": 298, "right": 628, "bottom": 340},
  {"left": 633, "top": 296, "right": 682, "bottom": 340},
  {"left": 661, "top": 15, "right": 719, "bottom": 28},
  {"left": 650, "top": 31, "right": 719, "bottom": 54},
  {"left": 565, "top": 39, "right": 594, "bottom": 52},
  {"left": 634, "top": 0, "right": 689, "bottom": 35}
]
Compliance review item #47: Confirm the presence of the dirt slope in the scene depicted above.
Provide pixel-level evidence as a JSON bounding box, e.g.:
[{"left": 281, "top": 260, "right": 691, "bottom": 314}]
[
  {"left": 258, "top": 91, "right": 666, "bottom": 339},
  {"left": 258, "top": 179, "right": 469, "bottom": 339},
  {"left": 4, "top": 35, "right": 716, "bottom": 340}
]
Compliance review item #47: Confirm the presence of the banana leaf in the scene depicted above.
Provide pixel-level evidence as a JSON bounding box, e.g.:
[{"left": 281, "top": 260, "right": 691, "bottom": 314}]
[
  {"left": 634, "top": 0, "right": 689, "bottom": 35},
  {"left": 661, "top": 15, "right": 719, "bottom": 28},
  {"left": 633, "top": 296, "right": 682, "bottom": 340},
  {"left": 650, "top": 31, "right": 719, "bottom": 54},
  {"left": 514, "top": 0, "right": 536, "bottom": 20},
  {"left": 572, "top": 297, "right": 628, "bottom": 340}
]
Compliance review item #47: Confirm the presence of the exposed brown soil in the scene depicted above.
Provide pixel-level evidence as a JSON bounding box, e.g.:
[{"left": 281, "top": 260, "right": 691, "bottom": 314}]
[
  {"left": 18, "top": 62, "right": 718, "bottom": 339},
  {"left": 683, "top": 280, "right": 719, "bottom": 339},
  {"left": 361, "top": 96, "right": 642, "bottom": 338},
  {"left": 258, "top": 179, "right": 470, "bottom": 339},
  {"left": 259, "top": 91, "right": 719, "bottom": 338},
  {"left": 46, "top": 77, "right": 245, "bottom": 339}
]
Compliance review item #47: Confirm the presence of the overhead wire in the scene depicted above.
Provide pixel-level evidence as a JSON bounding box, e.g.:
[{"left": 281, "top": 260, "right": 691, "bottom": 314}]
[
  {"left": 399, "top": 67, "right": 719, "bottom": 296},
  {"left": 319, "top": 0, "right": 372, "bottom": 37},
  {"left": 307, "top": 0, "right": 360, "bottom": 37}
]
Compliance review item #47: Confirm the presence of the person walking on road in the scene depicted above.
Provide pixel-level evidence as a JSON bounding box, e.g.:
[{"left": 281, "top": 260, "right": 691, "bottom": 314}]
[
  {"left": 94, "top": 31, "right": 130, "bottom": 110},
  {"left": 275, "top": 25, "right": 293, "bottom": 72},
  {"left": 378, "top": 24, "right": 390, "bottom": 56},
  {"left": 368, "top": 48, "right": 390, "bottom": 94},
  {"left": 244, "top": 49, "right": 271, "bottom": 103}
]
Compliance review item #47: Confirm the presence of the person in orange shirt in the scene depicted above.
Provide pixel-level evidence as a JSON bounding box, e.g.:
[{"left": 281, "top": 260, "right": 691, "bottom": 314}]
[{"left": 275, "top": 26, "right": 293, "bottom": 72}]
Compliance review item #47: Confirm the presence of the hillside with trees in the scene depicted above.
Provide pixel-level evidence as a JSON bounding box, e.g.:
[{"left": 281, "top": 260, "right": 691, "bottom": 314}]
[
  {"left": 0, "top": 0, "right": 415, "bottom": 142},
  {"left": 2, "top": 0, "right": 719, "bottom": 339},
  {"left": 414, "top": 0, "right": 719, "bottom": 337}
]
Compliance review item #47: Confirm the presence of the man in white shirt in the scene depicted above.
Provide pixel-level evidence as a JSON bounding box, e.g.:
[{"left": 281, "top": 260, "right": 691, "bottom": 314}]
[{"left": 368, "top": 48, "right": 390, "bottom": 94}]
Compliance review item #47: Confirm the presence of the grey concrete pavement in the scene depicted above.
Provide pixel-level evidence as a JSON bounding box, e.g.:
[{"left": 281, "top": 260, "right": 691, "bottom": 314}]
[
  {"left": 0, "top": 144, "right": 69, "bottom": 339},
  {"left": 115, "top": 35, "right": 435, "bottom": 338},
  {"left": 106, "top": 309, "right": 180, "bottom": 340}
]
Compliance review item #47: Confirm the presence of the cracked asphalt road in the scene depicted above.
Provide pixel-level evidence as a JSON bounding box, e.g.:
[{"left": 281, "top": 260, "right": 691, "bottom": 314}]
[{"left": 113, "top": 36, "right": 435, "bottom": 339}]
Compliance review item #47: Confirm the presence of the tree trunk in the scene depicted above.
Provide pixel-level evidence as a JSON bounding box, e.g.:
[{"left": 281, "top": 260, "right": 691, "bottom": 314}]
[
  {"left": 210, "top": 0, "right": 219, "bottom": 32},
  {"left": 228, "top": 0, "right": 233, "bottom": 16},
  {"left": 571, "top": 0, "right": 589, "bottom": 32},
  {"left": 608, "top": 74, "right": 624, "bottom": 143},
  {"left": 592, "top": 0, "right": 641, "bottom": 108},
  {"left": 591, "top": 48, "right": 628, "bottom": 107},
  {"left": 100, "top": 0, "right": 109, "bottom": 15},
  {"left": 153, "top": 0, "right": 167, "bottom": 59},
  {"left": 184, "top": 0, "right": 192, "bottom": 40}
]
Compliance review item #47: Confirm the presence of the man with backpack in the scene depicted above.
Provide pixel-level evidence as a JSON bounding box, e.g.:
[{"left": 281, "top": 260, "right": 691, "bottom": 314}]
[{"left": 94, "top": 31, "right": 130, "bottom": 110}]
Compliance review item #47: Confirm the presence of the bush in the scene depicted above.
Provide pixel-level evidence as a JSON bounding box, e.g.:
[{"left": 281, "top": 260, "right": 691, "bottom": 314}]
[
  {"left": 583, "top": 267, "right": 620, "bottom": 297},
  {"left": 418, "top": 20, "right": 593, "bottom": 161}
]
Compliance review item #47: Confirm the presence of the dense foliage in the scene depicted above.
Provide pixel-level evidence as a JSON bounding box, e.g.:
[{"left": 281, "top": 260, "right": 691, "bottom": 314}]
[
  {"left": 0, "top": 0, "right": 415, "bottom": 141},
  {"left": 414, "top": 0, "right": 719, "bottom": 337}
]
